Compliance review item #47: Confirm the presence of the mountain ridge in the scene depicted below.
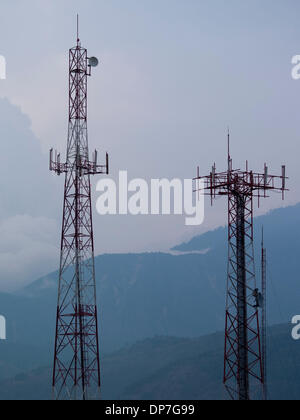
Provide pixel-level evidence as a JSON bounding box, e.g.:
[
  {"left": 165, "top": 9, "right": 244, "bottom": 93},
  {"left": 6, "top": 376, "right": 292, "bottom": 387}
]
[
  {"left": 0, "top": 323, "right": 298, "bottom": 400},
  {"left": 0, "top": 203, "right": 298, "bottom": 388}
]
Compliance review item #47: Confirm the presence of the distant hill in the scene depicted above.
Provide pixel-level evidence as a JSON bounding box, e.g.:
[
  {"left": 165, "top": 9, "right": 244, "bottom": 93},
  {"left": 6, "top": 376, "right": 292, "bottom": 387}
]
[
  {"left": 0, "top": 324, "right": 298, "bottom": 400},
  {"left": 119, "top": 324, "right": 300, "bottom": 401},
  {"left": 173, "top": 203, "right": 300, "bottom": 324},
  {"left": 0, "top": 203, "right": 298, "bottom": 385}
]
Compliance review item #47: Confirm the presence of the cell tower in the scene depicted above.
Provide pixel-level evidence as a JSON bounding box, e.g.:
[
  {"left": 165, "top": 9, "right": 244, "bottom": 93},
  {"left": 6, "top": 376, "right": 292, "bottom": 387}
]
[
  {"left": 195, "top": 133, "right": 287, "bottom": 400},
  {"left": 49, "top": 20, "right": 109, "bottom": 400}
]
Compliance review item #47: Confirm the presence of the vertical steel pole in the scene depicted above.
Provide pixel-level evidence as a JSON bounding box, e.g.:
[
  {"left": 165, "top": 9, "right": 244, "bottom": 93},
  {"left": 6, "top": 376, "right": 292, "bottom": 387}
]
[
  {"left": 236, "top": 193, "right": 249, "bottom": 400},
  {"left": 261, "top": 233, "right": 267, "bottom": 400}
]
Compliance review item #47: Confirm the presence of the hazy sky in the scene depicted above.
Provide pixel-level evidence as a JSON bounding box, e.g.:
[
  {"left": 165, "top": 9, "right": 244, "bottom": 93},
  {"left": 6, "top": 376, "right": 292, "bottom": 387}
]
[{"left": 0, "top": 0, "right": 300, "bottom": 290}]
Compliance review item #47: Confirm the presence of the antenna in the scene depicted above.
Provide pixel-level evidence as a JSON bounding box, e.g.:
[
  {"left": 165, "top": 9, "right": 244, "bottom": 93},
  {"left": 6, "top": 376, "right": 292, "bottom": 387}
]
[
  {"left": 227, "top": 128, "right": 230, "bottom": 166},
  {"left": 88, "top": 57, "right": 99, "bottom": 67},
  {"left": 227, "top": 128, "right": 232, "bottom": 173},
  {"left": 77, "top": 14, "right": 80, "bottom": 44}
]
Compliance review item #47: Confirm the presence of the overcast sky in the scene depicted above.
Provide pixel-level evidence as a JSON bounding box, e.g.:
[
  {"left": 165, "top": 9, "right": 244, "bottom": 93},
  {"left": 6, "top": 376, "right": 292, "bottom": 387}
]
[{"left": 0, "top": 0, "right": 300, "bottom": 291}]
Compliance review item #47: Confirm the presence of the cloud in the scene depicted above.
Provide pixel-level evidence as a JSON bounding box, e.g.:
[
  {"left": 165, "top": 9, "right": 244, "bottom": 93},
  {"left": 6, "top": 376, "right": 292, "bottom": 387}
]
[
  {"left": 0, "top": 1, "right": 298, "bottom": 270},
  {"left": 0, "top": 98, "right": 61, "bottom": 291},
  {"left": 0, "top": 215, "right": 59, "bottom": 292},
  {"left": 0, "top": 98, "right": 60, "bottom": 220}
]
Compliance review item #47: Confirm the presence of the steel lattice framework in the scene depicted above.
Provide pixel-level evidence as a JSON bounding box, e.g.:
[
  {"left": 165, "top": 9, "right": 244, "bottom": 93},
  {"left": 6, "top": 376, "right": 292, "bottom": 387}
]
[
  {"left": 49, "top": 32, "right": 108, "bottom": 400},
  {"left": 195, "top": 134, "right": 287, "bottom": 400}
]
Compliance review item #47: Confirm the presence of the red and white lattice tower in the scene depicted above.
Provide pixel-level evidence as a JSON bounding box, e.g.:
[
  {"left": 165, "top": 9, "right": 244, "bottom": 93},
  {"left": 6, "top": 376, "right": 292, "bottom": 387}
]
[
  {"left": 50, "top": 23, "right": 109, "bottom": 400},
  {"left": 195, "top": 133, "right": 287, "bottom": 400}
]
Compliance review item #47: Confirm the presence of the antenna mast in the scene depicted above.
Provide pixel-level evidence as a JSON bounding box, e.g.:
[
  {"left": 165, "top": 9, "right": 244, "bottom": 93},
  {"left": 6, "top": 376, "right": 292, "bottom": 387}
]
[
  {"left": 50, "top": 24, "right": 108, "bottom": 400},
  {"left": 195, "top": 133, "right": 287, "bottom": 400},
  {"left": 77, "top": 14, "right": 80, "bottom": 44}
]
